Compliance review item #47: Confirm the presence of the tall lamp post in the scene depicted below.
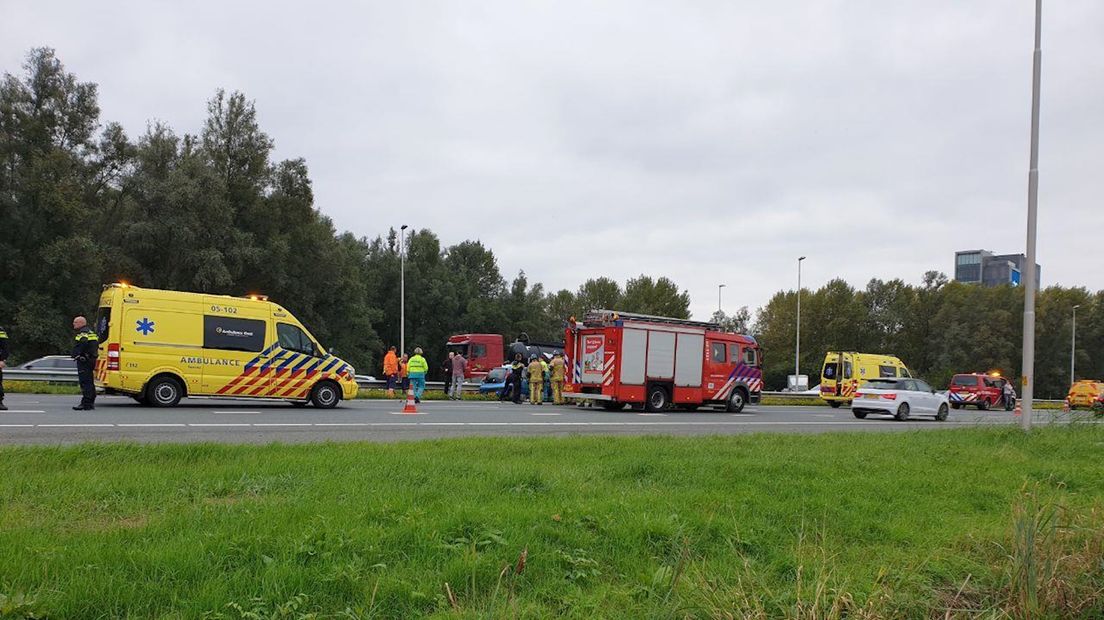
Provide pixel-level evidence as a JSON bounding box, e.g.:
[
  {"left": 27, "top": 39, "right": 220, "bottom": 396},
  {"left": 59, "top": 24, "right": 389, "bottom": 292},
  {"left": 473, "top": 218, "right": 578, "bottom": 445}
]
[
  {"left": 1071, "top": 304, "right": 1080, "bottom": 386},
  {"left": 1020, "top": 0, "right": 1042, "bottom": 431},
  {"left": 400, "top": 224, "right": 408, "bottom": 354},
  {"left": 795, "top": 256, "right": 806, "bottom": 390},
  {"left": 717, "top": 284, "right": 726, "bottom": 315}
]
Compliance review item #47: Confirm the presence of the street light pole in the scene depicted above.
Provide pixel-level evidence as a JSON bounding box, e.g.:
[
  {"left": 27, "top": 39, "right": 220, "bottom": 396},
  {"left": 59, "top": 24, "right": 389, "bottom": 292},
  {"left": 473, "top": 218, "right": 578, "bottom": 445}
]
[
  {"left": 717, "top": 284, "right": 726, "bottom": 315},
  {"left": 1020, "top": 0, "right": 1042, "bottom": 431},
  {"left": 1071, "top": 304, "right": 1080, "bottom": 386},
  {"left": 796, "top": 256, "right": 806, "bottom": 390},
  {"left": 400, "top": 224, "right": 408, "bottom": 355}
]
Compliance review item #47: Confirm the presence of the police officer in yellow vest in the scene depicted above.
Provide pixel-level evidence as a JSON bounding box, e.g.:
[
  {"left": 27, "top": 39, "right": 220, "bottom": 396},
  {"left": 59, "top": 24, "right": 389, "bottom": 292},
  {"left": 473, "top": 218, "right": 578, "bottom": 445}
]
[
  {"left": 527, "top": 355, "right": 544, "bottom": 405},
  {"left": 0, "top": 324, "right": 9, "bottom": 411},
  {"left": 71, "top": 316, "right": 98, "bottom": 411}
]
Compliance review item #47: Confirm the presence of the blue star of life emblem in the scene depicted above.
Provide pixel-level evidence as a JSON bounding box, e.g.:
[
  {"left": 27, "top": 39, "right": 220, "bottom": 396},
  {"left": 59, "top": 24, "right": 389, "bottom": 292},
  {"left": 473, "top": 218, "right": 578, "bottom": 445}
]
[{"left": 136, "top": 317, "right": 155, "bottom": 336}]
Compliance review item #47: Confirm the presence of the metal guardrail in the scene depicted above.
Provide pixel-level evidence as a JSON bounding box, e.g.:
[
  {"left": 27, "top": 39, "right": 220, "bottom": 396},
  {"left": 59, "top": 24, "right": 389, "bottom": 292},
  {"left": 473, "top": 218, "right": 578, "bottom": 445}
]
[{"left": 1, "top": 370, "right": 1069, "bottom": 403}]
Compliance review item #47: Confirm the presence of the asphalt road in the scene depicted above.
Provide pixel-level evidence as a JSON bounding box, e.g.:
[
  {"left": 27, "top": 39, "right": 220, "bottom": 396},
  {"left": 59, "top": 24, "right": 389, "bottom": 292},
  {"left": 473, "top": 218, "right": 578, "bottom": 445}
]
[{"left": 0, "top": 393, "right": 1088, "bottom": 445}]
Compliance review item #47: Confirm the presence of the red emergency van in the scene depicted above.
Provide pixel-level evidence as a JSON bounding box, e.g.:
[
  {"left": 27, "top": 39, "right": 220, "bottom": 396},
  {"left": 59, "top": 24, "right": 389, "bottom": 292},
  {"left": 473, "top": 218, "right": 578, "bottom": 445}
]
[{"left": 563, "top": 310, "right": 763, "bottom": 412}]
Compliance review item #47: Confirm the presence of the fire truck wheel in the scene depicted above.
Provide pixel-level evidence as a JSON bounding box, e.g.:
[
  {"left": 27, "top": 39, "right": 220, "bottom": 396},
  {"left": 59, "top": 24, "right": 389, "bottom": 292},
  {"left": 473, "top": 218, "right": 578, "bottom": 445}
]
[
  {"left": 645, "top": 385, "right": 669, "bottom": 412},
  {"left": 935, "top": 403, "right": 949, "bottom": 421},
  {"left": 894, "top": 402, "right": 910, "bottom": 421},
  {"left": 726, "top": 387, "right": 748, "bottom": 413},
  {"left": 951, "top": 402, "right": 962, "bottom": 409},
  {"left": 828, "top": 401, "right": 842, "bottom": 409},
  {"left": 977, "top": 398, "right": 990, "bottom": 411}
]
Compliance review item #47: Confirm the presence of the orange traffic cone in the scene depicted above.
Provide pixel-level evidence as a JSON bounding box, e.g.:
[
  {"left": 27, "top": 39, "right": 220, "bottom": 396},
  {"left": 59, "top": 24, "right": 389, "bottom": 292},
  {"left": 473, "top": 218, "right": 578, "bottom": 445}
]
[
  {"left": 1062, "top": 400, "right": 1070, "bottom": 414},
  {"left": 401, "top": 387, "right": 418, "bottom": 414},
  {"left": 1013, "top": 401, "right": 1022, "bottom": 416}
]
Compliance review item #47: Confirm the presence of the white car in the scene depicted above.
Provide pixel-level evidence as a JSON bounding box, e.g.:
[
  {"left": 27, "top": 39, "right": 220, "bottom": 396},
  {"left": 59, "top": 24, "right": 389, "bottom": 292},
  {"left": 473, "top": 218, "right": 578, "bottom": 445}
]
[{"left": 851, "top": 377, "right": 949, "bottom": 421}]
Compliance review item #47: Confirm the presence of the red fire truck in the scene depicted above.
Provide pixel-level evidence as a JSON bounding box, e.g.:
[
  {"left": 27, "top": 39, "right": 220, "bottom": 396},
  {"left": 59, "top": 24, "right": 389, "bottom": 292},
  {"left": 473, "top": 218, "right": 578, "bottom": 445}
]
[{"left": 563, "top": 310, "right": 763, "bottom": 412}]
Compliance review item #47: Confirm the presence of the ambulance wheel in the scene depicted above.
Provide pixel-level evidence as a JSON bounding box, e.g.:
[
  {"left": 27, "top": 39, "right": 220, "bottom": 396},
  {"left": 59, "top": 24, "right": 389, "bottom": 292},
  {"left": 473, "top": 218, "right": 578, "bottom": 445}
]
[
  {"left": 726, "top": 387, "right": 748, "bottom": 413},
  {"left": 645, "top": 385, "right": 669, "bottom": 412},
  {"left": 147, "top": 376, "right": 183, "bottom": 407},
  {"left": 895, "top": 402, "right": 910, "bottom": 421},
  {"left": 311, "top": 381, "right": 341, "bottom": 409},
  {"left": 828, "top": 401, "right": 842, "bottom": 409},
  {"left": 936, "top": 404, "right": 949, "bottom": 421},
  {"left": 951, "top": 402, "right": 962, "bottom": 410},
  {"left": 977, "top": 399, "right": 990, "bottom": 411}
]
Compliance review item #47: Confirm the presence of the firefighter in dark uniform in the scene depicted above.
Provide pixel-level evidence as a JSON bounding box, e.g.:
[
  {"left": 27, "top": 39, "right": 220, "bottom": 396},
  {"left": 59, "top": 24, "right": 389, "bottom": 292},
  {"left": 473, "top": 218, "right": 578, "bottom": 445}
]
[
  {"left": 71, "top": 315, "right": 98, "bottom": 411},
  {"left": 0, "top": 324, "right": 9, "bottom": 411}
]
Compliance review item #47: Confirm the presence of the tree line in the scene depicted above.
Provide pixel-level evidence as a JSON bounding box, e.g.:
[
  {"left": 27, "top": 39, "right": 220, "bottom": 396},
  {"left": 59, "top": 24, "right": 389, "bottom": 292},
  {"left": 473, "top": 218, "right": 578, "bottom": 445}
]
[
  {"left": 0, "top": 49, "right": 690, "bottom": 377},
  {"left": 2, "top": 48, "right": 1098, "bottom": 395},
  {"left": 753, "top": 272, "right": 1102, "bottom": 399}
]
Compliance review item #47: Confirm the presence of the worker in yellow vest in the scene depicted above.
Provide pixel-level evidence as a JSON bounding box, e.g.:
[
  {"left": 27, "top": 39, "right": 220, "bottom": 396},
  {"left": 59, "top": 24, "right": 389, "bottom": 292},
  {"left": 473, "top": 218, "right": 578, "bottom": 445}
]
[{"left": 527, "top": 355, "right": 544, "bottom": 405}]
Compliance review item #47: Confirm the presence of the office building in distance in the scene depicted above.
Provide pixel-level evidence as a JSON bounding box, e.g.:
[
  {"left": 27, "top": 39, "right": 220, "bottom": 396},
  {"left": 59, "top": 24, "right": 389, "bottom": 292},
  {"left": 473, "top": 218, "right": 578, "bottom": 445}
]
[{"left": 954, "top": 249, "right": 1040, "bottom": 290}]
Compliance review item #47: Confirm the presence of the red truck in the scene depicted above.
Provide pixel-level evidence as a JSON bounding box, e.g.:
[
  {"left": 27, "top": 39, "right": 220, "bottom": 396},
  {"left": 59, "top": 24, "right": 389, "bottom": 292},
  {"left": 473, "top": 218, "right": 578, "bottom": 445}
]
[
  {"left": 563, "top": 310, "right": 763, "bottom": 413},
  {"left": 445, "top": 333, "right": 563, "bottom": 380},
  {"left": 948, "top": 373, "right": 1016, "bottom": 411}
]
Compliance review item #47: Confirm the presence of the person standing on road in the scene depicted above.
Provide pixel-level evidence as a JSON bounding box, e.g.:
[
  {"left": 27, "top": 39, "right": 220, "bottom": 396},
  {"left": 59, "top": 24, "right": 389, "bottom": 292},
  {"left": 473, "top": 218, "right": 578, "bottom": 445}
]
[
  {"left": 399, "top": 354, "right": 410, "bottom": 397},
  {"left": 550, "top": 352, "right": 566, "bottom": 405},
  {"left": 70, "top": 316, "right": 98, "bottom": 411},
  {"left": 527, "top": 355, "right": 544, "bottom": 405},
  {"left": 510, "top": 353, "right": 525, "bottom": 404},
  {"left": 382, "top": 346, "right": 399, "bottom": 398},
  {"left": 442, "top": 352, "right": 454, "bottom": 397},
  {"left": 540, "top": 355, "right": 550, "bottom": 402},
  {"left": 407, "top": 347, "right": 429, "bottom": 403},
  {"left": 0, "top": 324, "right": 9, "bottom": 411},
  {"left": 450, "top": 351, "right": 467, "bottom": 400}
]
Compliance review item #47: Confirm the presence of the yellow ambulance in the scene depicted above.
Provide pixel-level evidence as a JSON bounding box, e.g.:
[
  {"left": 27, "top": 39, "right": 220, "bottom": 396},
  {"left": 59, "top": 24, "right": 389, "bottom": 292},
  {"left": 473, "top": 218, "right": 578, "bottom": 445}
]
[
  {"left": 819, "top": 351, "right": 911, "bottom": 408},
  {"left": 1066, "top": 380, "right": 1104, "bottom": 410},
  {"left": 93, "top": 284, "right": 357, "bottom": 408}
]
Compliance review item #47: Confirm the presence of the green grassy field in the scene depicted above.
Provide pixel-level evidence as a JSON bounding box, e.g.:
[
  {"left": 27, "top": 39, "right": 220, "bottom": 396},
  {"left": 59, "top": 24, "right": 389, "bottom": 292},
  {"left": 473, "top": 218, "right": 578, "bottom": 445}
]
[{"left": 2, "top": 428, "right": 1103, "bottom": 619}]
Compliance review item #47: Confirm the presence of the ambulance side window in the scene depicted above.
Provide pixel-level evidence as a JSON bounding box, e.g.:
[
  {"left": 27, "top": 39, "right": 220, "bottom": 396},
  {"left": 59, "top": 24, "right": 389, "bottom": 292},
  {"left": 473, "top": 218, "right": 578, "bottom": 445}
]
[
  {"left": 711, "top": 342, "right": 726, "bottom": 362},
  {"left": 204, "top": 316, "right": 266, "bottom": 352},
  {"left": 843, "top": 362, "right": 853, "bottom": 379},
  {"left": 879, "top": 365, "right": 896, "bottom": 378},
  {"left": 277, "top": 323, "right": 316, "bottom": 356}
]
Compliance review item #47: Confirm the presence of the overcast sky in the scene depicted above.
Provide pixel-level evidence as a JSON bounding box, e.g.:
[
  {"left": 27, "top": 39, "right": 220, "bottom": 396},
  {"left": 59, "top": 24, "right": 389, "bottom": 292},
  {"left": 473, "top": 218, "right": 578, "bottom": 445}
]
[{"left": 5, "top": 1, "right": 1102, "bottom": 320}]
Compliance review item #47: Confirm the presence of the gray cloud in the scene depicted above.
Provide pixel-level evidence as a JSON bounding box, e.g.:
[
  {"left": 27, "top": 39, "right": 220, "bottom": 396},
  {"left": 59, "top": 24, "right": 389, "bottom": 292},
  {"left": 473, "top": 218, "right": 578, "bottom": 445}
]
[{"left": 5, "top": 0, "right": 1102, "bottom": 320}]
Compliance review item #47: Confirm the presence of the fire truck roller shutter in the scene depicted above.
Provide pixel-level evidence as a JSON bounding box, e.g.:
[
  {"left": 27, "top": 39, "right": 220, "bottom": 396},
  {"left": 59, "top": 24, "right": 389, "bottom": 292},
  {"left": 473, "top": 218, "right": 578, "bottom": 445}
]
[
  {"left": 620, "top": 329, "right": 646, "bottom": 385},
  {"left": 646, "top": 330, "right": 675, "bottom": 380},
  {"left": 675, "top": 333, "right": 704, "bottom": 386}
]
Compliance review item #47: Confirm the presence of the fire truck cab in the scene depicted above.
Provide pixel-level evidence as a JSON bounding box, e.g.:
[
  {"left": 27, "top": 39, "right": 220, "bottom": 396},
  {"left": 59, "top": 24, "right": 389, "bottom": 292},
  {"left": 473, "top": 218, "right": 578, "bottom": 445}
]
[{"left": 563, "top": 310, "right": 763, "bottom": 413}]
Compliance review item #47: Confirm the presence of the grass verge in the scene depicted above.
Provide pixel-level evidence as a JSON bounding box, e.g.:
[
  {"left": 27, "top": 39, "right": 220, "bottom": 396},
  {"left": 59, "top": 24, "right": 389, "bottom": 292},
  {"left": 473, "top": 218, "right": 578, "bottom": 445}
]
[{"left": 2, "top": 428, "right": 1104, "bottom": 618}]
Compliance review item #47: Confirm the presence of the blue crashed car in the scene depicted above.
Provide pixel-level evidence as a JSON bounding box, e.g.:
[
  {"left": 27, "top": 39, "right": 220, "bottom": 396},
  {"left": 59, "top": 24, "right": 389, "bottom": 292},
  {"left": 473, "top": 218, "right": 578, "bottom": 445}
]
[{"left": 479, "top": 364, "right": 551, "bottom": 401}]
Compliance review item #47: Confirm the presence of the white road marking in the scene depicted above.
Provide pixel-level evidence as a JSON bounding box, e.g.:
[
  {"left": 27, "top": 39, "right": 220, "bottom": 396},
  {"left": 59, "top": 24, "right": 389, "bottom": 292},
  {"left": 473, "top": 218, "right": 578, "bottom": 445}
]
[
  {"left": 213, "top": 411, "right": 262, "bottom": 414},
  {"left": 638, "top": 413, "right": 666, "bottom": 417},
  {"left": 117, "top": 423, "right": 186, "bottom": 427},
  {"left": 187, "top": 423, "right": 251, "bottom": 427},
  {"left": 532, "top": 412, "right": 561, "bottom": 416},
  {"left": 813, "top": 414, "right": 836, "bottom": 418},
  {"left": 38, "top": 423, "right": 115, "bottom": 428},
  {"left": 0, "top": 424, "right": 35, "bottom": 428},
  {"left": 252, "top": 423, "right": 312, "bottom": 427},
  {"left": 389, "top": 411, "right": 426, "bottom": 416},
  {"left": 0, "top": 410, "right": 46, "bottom": 413}
]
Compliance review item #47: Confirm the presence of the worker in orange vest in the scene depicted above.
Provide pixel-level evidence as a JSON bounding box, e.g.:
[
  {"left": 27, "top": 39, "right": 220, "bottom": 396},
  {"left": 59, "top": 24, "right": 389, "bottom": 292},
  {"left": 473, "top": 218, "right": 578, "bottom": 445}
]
[{"left": 382, "top": 346, "right": 399, "bottom": 397}]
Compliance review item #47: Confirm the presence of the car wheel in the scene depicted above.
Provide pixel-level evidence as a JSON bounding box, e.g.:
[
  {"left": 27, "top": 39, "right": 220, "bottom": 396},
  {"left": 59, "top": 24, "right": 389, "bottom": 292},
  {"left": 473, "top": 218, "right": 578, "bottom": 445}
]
[
  {"left": 311, "top": 381, "right": 341, "bottom": 409},
  {"left": 935, "top": 403, "right": 949, "bottom": 421},
  {"left": 828, "top": 401, "right": 842, "bottom": 409},
  {"left": 951, "top": 402, "right": 962, "bottom": 410},
  {"left": 726, "top": 387, "right": 748, "bottom": 413},
  {"left": 895, "top": 402, "right": 910, "bottom": 421},
  {"left": 853, "top": 409, "right": 867, "bottom": 419},
  {"left": 147, "top": 376, "right": 183, "bottom": 407},
  {"left": 645, "top": 385, "right": 669, "bottom": 412},
  {"left": 977, "top": 398, "right": 989, "bottom": 411}
]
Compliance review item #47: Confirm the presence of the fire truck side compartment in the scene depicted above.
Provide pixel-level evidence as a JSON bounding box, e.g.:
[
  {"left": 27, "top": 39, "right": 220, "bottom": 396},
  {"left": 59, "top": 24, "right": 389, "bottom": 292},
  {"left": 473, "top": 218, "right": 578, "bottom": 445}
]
[
  {"left": 675, "top": 333, "right": 704, "bottom": 387},
  {"left": 620, "top": 329, "right": 647, "bottom": 384},
  {"left": 646, "top": 330, "right": 676, "bottom": 380}
]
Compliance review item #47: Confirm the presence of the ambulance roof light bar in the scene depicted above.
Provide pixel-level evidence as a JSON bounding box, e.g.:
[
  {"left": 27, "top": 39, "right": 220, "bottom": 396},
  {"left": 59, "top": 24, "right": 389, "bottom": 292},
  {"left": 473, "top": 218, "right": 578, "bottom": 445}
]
[{"left": 583, "top": 309, "right": 721, "bottom": 330}]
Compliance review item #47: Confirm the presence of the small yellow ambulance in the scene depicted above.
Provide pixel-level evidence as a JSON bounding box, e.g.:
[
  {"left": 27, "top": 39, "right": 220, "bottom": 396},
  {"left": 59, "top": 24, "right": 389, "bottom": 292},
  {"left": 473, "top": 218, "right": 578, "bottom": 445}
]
[
  {"left": 819, "top": 351, "right": 911, "bottom": 408},
  {"left": 93, "top": 284, "right": 357, "bottom": 408}
]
